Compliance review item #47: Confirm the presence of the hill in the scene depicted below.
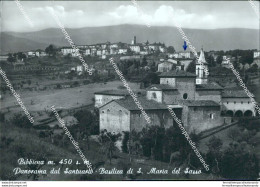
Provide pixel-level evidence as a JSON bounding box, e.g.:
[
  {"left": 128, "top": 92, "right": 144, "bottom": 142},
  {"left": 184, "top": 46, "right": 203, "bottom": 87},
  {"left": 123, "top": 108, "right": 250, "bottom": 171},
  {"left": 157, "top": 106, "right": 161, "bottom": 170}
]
[{"left": 1, "top": 24, "right": 259, "bottom": 54}]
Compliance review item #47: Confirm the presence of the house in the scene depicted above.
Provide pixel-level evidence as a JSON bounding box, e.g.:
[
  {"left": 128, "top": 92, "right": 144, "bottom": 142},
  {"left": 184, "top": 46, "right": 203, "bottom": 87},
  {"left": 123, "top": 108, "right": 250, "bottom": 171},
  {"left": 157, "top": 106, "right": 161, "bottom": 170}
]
[
  {"left": 129, "top": 44, "right": 141, "bottom": 54},
  {"left": 118, "top": 48, "right": 128, "bottom": 55},
  {"left": 178, "top": 51, "right": 193, "bottom": 59},
  {"left": 110, "top": 48, "right": 118, "bottom": 55},
  {"left": 157, "top": 61, "right": 174, "bottom": 72},
  {"left": 91, "top": 48, "right": 97, "bottom": 56},
  {"left": 27, "top": 51, "right": 36, "bottom": 57},
  {"left": 61, "top": 47, "right": 79, "bottom": 57},
  {"left": 148, "top": 43, "right": 159, "bottom": 52},
  {"left": 253, "top": 50, "right": 260, "bottom": 58},
  {"left": 221, "top": 55, "right": 233, "bottom": 68},
  {"left": 110, "top": 43, "right": 119, "bottom": 49},
  {"left": 97, "top": 49, "right": 102, "bottom": 56},
  {"left": 85, "top": 48, "right": 91, "bottom": 56},
  {"left": 0, "top": 55, "right": 8, "bottom": 62}
]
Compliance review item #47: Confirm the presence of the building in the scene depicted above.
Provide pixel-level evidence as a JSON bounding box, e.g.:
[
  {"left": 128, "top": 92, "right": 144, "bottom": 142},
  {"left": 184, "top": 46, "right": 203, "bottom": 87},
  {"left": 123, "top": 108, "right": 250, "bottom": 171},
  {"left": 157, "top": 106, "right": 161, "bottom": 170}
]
[
  {"left": 196, "top": 48, "right": 208, "bottom": 85},
  {"left": 96, "top": 46, "right": 257, "bottom": 134},
  {"left": 94, "top": 90, "right": 130, "bottom": 108},
  {"left": 0, "top": 55, "right": 8, "bottom": 62},
  {"left": 222, "top": 89, "right": 256, "bottom": 117},
  {"left": 118, "top": 48, "right": 128, "bottom": 55},
  {"left": 253, "top": 50, "right": 260, "bottom": 58},
  {"left": 131, "top": 36, "right": 137, "bottom": 45},
  {"left": 99, "top": 97, "right": 175, "bottom": 133},
  {"left": 157, "top": 61, "right": 174, "bottom": 72},
  {"left": 129, "top": 45, "right": 141, "bottom": 54},
  {"left": 61, "top": 47, "right": 79, "bottom": 57}
]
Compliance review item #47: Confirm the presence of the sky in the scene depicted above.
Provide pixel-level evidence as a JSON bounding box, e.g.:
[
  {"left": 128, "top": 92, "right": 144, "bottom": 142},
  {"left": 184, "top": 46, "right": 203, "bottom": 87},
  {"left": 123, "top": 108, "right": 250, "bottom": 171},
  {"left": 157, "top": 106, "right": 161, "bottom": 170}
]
[{"left": 1, "top": 1, "right": 259, "bottom": 32}]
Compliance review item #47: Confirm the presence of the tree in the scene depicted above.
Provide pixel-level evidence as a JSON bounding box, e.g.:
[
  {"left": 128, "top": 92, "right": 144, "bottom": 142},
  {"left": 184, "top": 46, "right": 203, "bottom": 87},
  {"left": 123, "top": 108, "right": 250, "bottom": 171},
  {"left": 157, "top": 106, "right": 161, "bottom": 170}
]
[
  {"left": 186, "top": 60, "right": 196, "bottom": 73},
  {"left": 216, "top": 55, "right": 223, "bottom": 65},
  {"left": 207, "top": 136, "right": 223, "bottom": 152},
  {"left": 167, "top": 46, "right": 175, "bottom": 53},
  {"left": 11, "top": 113, "right": 32, "bottom": 128},
  {"left": 45, "top": 44, "right": 57, "bottom": 57},
  {"left": 142, "top": 72, "right": 159, "bottom": 87},
  {"left": 17, "top": 52, "right": 26, "bottom": 60},
  {"left": 7, "top": 53, "right": 16, "bottom": 63},
  {"left": 220, "top": 142, "right": 259, "bottom": 179}
]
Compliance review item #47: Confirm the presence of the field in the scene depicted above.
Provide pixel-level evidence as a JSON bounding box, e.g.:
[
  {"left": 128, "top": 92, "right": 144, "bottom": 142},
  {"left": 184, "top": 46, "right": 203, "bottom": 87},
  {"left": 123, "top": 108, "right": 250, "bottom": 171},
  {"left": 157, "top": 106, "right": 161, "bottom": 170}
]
[{"left": 1, "top": 80, "right": 140, "bottom": 112}]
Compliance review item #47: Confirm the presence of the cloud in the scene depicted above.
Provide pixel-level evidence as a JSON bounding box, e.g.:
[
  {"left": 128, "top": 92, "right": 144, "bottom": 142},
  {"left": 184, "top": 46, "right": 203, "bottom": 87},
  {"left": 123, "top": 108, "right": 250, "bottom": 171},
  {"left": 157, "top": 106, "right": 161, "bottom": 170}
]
[{"left": 1, "top": 1, "right": 259, "bottom": 32}]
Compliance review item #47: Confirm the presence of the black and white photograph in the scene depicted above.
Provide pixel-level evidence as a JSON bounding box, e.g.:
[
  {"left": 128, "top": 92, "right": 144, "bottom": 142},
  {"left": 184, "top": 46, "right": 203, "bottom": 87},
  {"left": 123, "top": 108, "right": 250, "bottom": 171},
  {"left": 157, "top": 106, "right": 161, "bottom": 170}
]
[{"left": 0, "top": 0, "right": 259, "bottom": 184}]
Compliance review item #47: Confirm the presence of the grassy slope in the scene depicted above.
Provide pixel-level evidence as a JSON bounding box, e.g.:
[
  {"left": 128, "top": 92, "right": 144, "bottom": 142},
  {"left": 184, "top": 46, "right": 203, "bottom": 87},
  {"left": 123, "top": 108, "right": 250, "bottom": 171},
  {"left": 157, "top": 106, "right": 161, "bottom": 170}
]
[{"left": 0, "top": 122, "right": 213, "bottom": 180}]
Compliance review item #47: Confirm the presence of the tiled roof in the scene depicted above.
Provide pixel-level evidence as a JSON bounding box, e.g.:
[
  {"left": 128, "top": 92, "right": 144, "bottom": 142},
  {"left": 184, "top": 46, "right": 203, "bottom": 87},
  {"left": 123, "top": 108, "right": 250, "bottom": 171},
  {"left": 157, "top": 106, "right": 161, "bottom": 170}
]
[
  {"left": 115, "top": 97, "right": 168, "bottom": 111},
  {"left": 177, "top": 100, "right": 220, "bottom": 107},
  {"left": 196, "top": 82, "right": 223, "bottom": 90},
  {"left": 159, "top": 70, "right": 196, "bottom": 78},
  {"left": 147, "top": 84, "right": 177, "bottom": 91},
  {"left": 222, "top": 89, "right": 253, "bottom": 98}
]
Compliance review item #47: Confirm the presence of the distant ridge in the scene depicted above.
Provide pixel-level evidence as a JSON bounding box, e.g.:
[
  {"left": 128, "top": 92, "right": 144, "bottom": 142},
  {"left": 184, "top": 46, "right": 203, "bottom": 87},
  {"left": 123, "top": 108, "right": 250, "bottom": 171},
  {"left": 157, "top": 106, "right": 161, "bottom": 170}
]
[{"left": 1, "top": 24, "right": 259, "bottom": 54}]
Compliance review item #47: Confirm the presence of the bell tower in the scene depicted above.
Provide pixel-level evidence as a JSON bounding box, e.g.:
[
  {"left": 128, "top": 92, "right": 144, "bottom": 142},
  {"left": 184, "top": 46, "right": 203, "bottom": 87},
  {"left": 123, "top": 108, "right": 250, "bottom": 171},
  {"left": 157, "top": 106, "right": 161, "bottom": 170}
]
[{"left": 196, "top": 48, "right": 208, "bottom": 85}]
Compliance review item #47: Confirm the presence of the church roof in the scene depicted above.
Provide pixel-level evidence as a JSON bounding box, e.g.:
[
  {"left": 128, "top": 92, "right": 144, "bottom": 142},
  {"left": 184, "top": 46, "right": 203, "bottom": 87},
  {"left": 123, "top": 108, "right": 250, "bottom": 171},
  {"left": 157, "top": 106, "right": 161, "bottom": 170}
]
[
  {"left": 159, "top": 70, "right": 196, "bottom": 78},
  {"left": 196, "top": 82, "right": 223, "bottom": 90},
  {"left": 177, "top": 100, "right": 220, "bottom": 107},
  {"left": 222, "top": 89, "right": 253, "bottom": 98},
  {"left": 147, "top": 84, "right": 177, "bottom": 91},
  {"left": 114, "top": 97, "right": 168, "bottom": 111},
  {"left": 196, "top": 48, "right": 208, "bottom": 65}
]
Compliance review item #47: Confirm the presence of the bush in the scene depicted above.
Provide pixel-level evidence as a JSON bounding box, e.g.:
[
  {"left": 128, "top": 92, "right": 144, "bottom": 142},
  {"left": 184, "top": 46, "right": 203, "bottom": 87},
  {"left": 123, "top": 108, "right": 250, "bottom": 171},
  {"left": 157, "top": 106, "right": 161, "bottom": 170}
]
[{"left": 11, "top": 113, "right": 33, "bottom": 128}]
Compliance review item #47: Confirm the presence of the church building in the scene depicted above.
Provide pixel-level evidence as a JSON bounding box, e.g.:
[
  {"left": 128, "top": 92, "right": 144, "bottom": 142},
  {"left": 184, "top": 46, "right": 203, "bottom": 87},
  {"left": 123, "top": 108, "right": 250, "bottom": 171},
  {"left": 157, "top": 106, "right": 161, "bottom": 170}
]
[{"left": 97, "top": 49, "right": 256, "bottom": 134}]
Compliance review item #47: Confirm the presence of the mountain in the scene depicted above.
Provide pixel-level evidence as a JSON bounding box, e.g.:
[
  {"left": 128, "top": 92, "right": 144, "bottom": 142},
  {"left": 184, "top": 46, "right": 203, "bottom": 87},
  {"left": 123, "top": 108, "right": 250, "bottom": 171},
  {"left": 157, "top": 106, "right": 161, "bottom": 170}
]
[
  {"left": 1, "top": 24, "right": 259, "bottom": 54},
  {"left": 0, "top": 33, "right": 49, "bottom": 54}
]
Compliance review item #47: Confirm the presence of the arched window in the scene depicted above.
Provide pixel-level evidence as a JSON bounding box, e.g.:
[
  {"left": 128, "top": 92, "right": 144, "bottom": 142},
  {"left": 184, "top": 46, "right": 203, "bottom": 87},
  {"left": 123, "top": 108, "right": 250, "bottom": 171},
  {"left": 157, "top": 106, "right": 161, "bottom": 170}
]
[
  {"left": 183, "top": 93, "right": 188, "bottom": 100},
  {"left": 152, "top": 92, "right": 157, "bottom": 99},
  {"left": 210, "top": 113, "right": 214, "bottom": 119}
]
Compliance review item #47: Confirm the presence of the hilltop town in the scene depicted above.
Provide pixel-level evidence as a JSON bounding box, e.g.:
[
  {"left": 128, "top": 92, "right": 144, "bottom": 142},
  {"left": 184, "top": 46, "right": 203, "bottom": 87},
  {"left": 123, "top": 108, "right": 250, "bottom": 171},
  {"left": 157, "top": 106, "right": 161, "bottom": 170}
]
[{"left": 0, "top": 36, "right": 260, "bottom": 180}]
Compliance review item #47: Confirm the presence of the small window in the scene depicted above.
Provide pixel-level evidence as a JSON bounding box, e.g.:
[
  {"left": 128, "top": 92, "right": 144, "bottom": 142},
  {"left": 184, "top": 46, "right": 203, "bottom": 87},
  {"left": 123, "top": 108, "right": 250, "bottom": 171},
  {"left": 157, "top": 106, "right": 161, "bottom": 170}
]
[
  {"left": 102, "top": 110, "right": 105, "bottom": 113},
  {"left": 183, "top": 93, "right": 188, "bottom": 100},
  {"left": 210, "top": 113, "right": 214, "bottom": 119},
  {"left": 241, "top": 101, "right": 243, "bottom": 104},
  {"left": 227, "top": 102, "right": 229, "bottom": 104},
  {"left": 248, "top": 101, "right": 250, "bottom": 104},
  {"left": 234, "top": 101, "right": 236, "bottom": 104},
  {"left": 152, "top": 92, "right": 157, "bottom": 99},
  {"left": 107, "top": 109, "right": 110, "bottom": 112}
]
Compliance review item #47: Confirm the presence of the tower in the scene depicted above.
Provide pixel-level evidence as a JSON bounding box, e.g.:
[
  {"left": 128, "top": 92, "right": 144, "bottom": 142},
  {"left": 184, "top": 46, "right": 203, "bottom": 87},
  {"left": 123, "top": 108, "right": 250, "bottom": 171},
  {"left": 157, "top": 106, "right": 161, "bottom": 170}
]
[
  {"left": 132, "top": 36, "right": 136, "bottom": 45},
  {"left": 196, "top": 48, "right": 208, "bottom": 85}
]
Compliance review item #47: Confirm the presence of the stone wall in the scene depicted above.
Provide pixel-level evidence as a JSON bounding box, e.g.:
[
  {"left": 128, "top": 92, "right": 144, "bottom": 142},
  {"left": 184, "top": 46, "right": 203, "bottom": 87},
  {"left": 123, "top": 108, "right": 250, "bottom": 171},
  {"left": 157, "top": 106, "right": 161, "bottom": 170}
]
[
  {"left": 130, "top": 110, "right": 174, "bottom": 132},
  {"left": 99, "top": 101, "right": 130, "bottom": 133},
  {"left": 175, "top": 78, "right": 196, "bottom": 100},
  {"left": 182, "top": 105, "right": 223, "bottom": 133}
]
